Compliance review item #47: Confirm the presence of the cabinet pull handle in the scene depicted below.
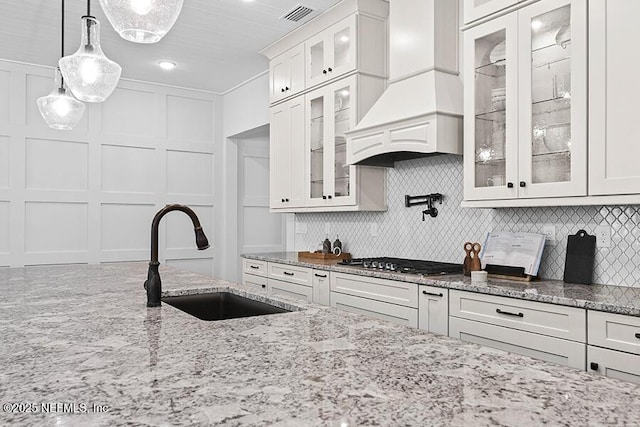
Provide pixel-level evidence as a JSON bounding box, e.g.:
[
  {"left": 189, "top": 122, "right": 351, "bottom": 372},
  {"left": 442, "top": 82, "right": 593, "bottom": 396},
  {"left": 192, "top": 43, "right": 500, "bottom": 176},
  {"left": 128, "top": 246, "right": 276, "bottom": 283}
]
[
  {"left": 507, "top": 182, "right": 514, "bottom": 188},
  {"left": 496, "top": 308, "right": 524, "bottom": 318},
  {"left": 590, "top": 362, "right": 599, "bottom": 371},
  {"left": 422, "top": 290, "right": 443, "bottom": 297},
  {"left": 635, "top": 333, "right": 640, "bottom": 339},
  {"left": 261, "top": 284, "right": 266, "bottom": 288},
  {"left": 250, "top": 265, "right": 259, "bottom": 269},
  {"left": 519, "top": 181, "right": 526, "bottom": 188},
  {"left": 314, "top": 273, "right": 327, "bottom": 278},
  {"left": 283, "top": 271, "right": 294, "bottom": 276}
]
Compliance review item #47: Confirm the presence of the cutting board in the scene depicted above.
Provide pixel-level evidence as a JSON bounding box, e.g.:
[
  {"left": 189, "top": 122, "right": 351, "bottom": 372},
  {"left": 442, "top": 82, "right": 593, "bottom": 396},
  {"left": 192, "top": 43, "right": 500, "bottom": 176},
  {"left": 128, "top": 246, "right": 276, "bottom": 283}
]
[{"left": 563, "top": 229, "right": 596, "bottom": 285}]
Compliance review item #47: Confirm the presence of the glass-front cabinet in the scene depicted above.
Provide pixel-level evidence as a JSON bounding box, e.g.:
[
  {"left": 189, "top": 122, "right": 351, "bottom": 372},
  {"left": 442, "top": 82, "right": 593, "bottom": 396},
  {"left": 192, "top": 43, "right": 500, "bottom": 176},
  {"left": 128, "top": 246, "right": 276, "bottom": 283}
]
[
  {"left": 306, "top": 15, "right": 357, "bottom": 88},
  {"left": 463, "top": 0, "right": 586, "bottom": 201},
  {"left": 306, "top": 75, "right": 357, "bottom": 207},
  {"left": 464, "top": 0, "right": 523, "bottom": 24}
]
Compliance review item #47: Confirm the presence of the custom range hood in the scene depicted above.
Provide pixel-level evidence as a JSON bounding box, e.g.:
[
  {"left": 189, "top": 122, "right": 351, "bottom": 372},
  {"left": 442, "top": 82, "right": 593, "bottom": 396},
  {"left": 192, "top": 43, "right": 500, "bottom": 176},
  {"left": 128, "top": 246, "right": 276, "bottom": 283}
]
[{"left": 346, "top": 0, "right": 463, "bottom": 167}]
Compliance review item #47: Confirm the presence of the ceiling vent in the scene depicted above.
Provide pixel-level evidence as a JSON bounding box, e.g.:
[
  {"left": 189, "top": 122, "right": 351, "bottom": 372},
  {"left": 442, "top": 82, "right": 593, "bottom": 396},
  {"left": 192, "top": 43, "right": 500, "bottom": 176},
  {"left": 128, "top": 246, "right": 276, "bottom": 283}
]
[{"left": 280, "top": 4, "right": 314, "bottom": 22}]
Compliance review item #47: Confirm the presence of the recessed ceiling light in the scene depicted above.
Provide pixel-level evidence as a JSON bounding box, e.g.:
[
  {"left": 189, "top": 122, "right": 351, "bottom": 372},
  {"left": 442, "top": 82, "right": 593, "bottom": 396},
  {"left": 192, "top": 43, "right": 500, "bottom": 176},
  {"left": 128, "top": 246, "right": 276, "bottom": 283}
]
[{"left": 157, "top": 60, "right": 177, "bottom": 70}]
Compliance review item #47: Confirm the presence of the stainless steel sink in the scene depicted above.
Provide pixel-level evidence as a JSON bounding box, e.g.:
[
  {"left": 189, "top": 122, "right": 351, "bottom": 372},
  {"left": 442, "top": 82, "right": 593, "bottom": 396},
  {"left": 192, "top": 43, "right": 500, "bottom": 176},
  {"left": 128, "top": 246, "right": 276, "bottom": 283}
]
[{"left": 162, "top": 292, "right": 291, "bottom": 321}]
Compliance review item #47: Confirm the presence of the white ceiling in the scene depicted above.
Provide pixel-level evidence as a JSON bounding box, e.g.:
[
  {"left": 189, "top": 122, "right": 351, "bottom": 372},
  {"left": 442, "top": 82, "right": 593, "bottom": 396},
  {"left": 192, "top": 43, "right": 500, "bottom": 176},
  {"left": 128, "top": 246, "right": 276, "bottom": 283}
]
[{"left": 0, "top": 0, "right": 341, "bottom": 93}]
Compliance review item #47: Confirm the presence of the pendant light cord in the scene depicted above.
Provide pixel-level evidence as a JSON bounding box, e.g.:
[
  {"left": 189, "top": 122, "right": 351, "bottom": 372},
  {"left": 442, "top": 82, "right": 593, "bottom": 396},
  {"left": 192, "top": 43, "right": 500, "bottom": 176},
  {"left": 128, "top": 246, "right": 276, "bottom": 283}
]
[
  {"left": 59, "top": 0, "right": 65, "bottom": 88},
  {"left": 86, "top": 0, "right": 92, "bottom": 46},
  {"left": 87, "top": 0, "right": 91, "bottom": 16}
]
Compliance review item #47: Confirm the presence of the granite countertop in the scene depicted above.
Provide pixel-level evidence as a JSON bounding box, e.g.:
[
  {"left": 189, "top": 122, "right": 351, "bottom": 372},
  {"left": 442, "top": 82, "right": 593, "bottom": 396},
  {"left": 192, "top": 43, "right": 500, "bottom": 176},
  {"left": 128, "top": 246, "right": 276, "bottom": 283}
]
[
  {"left": 1, "top": 263, "right": 640, "bottom": 426},
  {"left": 242, "top": 252, "right": 640, "bottom": 317}
]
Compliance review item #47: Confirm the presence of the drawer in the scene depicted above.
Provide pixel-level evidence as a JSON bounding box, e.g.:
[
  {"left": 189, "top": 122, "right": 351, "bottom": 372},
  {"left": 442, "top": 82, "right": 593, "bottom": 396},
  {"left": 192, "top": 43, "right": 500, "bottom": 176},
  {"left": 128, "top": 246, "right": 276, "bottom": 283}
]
[
  {"left": 450, "top": 317, "right": 586, "bottom": 370},
  {"left": 267, "top": 278, "right": 312, "bottom": 303},
  {"left": 587, "top": 345, "right": 640, "bottom": 385},
  {"left": 242, "top": 272, "right": 267, "bottom": 291},
  {"left": 330, "top": 272, "right": 418, "bottom": 308},
  {"left": 588, "top": 311, "right": 640, "bottom": 355},
  {"left": 242, "top": 258, "right": 267, "bottom": 277},
  {"left": 331, "top": 292, "right": 418, "bottom": 327},
  {"left": 268, "top": 262, "right": 312, "bottom": 286},
  {"left": 450, "top": 290, "right": 586, "bottom": 342}
]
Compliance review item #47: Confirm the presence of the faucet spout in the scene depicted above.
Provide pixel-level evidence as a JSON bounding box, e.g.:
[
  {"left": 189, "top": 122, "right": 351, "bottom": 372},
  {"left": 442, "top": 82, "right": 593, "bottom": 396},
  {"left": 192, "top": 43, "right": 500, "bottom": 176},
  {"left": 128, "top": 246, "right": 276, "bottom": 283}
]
[{"left": 144, "top": 204, "right": 210, "bottom": 307}]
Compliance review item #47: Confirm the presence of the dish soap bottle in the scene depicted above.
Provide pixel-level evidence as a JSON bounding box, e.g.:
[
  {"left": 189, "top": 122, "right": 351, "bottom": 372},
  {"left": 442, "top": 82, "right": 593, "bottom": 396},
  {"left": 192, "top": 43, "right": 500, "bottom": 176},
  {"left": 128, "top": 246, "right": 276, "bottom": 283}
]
[
  {"left": 333, "top": 235, "right": 342, "bottom": 253},
  {"left": 322, "top": 236, "right": 331, "bottom": 254}
]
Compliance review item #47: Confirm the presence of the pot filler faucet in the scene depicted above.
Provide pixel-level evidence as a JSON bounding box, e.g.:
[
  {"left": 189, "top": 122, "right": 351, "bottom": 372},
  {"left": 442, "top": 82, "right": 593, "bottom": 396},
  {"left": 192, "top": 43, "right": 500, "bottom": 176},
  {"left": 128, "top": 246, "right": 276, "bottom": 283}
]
[{"left": 144, "top": 204, "right": 210, "bottom": 307}]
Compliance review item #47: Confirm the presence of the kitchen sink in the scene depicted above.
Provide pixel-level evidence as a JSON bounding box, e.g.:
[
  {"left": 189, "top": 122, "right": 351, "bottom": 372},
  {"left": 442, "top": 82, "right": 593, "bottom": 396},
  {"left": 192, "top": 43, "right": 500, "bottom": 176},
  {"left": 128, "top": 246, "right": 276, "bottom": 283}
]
[{"left": 162, "top": 292, "right": 291, "bottom": 321}]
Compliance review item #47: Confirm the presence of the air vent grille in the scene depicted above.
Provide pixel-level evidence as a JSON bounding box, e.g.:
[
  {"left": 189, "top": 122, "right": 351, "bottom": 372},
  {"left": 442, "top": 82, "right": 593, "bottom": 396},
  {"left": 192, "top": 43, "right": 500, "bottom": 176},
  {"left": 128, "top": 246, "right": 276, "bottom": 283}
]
[{"left": 280, "top": 4, "right": 314, "bottom": 22}]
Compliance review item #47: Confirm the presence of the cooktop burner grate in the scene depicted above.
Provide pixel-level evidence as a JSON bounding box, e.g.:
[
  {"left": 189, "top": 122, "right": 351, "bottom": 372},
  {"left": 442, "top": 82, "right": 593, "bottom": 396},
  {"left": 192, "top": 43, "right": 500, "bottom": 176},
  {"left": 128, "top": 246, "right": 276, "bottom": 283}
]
[{"left": 339, "top": 257, "right": 462, "bottom": 275}]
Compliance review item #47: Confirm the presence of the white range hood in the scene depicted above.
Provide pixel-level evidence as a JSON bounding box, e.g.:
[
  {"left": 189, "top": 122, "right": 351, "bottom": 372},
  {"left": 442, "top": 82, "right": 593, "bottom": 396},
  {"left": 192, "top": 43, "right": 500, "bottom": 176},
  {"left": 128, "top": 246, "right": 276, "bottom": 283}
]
[{"left": 346, "top": 0, "right": 463, "bottom": 167}]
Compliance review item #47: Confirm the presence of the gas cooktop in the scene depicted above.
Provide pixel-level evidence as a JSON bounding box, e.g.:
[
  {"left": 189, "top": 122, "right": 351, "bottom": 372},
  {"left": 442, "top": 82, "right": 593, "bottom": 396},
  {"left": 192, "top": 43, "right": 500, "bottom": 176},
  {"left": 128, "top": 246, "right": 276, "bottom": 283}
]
[{"left": 339, "top": 257, "right": 462, "bottom": 276}]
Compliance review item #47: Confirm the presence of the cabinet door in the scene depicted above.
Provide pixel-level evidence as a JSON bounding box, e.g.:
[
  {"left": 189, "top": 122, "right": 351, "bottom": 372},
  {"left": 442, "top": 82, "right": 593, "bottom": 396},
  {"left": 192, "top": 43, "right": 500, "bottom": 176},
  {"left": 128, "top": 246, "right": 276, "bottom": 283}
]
[
  {"left": 306, "top": 86, "right": 328, "bottom": 206},
  {"left": 267, "top": 278, "right": 313, "bottom": 303},
  {"left": 464, "top": 0, "right": 522, "bottom": 24},
  {"left": 418, "top": 286, "right": 449, "bottom": 336},
  {"left": 589, "top": 0, "right": 640, "bottom": 195},
  {"left": 326, "top": 15, "right": 357, "bottom": 81},
  {"left": 306, "top": 31, "right": 328, "bottom": 88},
  {"left": 588, "top": 345, "right": 640, "bottom": 385},
  {"left": 269, "top": 54, "right": 288, "bottom": 103},
  {"left": 463, "top": 13, "right": 519, "bottom": 201},
  {"left": 269, "top": 98, "right": 305, "bottom": 209},
  {"left": 312, "top": 271, "right": 330, "bottom": 305},
  {"left": 288, "top": 44, "right": 305, "bottom": 97},
  {"left": 331, "top": 292, "right": 418, "bottom": 327},
  {"left": 517, "top": 0, "right": 587, "bottom": 198}
]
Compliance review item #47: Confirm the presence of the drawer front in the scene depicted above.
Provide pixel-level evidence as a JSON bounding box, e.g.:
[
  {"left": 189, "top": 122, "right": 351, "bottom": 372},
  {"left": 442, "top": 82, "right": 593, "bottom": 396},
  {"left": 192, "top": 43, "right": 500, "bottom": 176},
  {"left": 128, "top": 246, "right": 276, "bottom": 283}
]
[
  {"left": 450, "top": 317, "right": 586, "bottom": 370},
  {"left": 268, "top": 262, "right": 312, "bottom": 286},
  {"left": 331, "top": 272, "right": 418, "bottom": 308},
  {"left": 242, "top": 258, "right": 267, "bottom": 277},
  {"left": 312, "top": 270, "right": 331, "bottom": 306},
  {"left": 242, "top": 272, "right": 267, "bottom": 291},
  {"left": 588, "top": 345, "right": 640, "bottom": 385},
  {"left": 450, "top": 290, "right": 586, "bottom": 342},
  {"left": 588, "top": 311, "right": 640, "bottom": 355},
  {"left": 331, "top": 292, "right": 418, "bottom": 328},
  {"left": 418, "top": 286, "right": 449, "bottom": 336},
  {"left": 267, "top": 278, "right": 312, "bottom": 303}
]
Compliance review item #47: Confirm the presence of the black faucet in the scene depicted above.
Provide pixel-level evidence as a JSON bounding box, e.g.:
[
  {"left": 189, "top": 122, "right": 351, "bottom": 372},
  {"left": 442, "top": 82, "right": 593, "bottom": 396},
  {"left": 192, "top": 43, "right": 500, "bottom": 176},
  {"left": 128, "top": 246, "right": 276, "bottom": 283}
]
[{"left": 144, "top": 204, "right": 210, "bottom": 307}]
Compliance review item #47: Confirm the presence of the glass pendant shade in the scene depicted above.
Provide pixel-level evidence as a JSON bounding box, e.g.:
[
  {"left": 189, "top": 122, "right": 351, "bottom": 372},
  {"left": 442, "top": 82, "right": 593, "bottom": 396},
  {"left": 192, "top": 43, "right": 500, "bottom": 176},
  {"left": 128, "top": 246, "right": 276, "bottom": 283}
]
[
  {"left": 37, "top": 68, "right": 86, "bottom": 131},
  {"left": 59, "top": 16, "right": 121, "bottom": 103},
  {"left": 98, "top": 0, "right": 184, "bottom": 43}
]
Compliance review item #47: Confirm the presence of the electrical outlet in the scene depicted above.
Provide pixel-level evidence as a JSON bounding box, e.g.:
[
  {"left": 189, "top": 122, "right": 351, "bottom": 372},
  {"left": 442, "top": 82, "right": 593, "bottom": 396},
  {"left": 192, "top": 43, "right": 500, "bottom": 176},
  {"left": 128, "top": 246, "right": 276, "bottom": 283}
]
[
  {"left": 324, "top": 222, "right": 331, "bottom": 235},
  {"left": 370, "top": 223, "right": 379, "bottom": 237},
  {"left": 542, "top": 225, "right": 556, "bottom": 246},
  {"left": 295, "top": 222, "right": 307, "bottom": 234},
  {"left": 595, "top": 225, "right": 612, "bottom": 248}
]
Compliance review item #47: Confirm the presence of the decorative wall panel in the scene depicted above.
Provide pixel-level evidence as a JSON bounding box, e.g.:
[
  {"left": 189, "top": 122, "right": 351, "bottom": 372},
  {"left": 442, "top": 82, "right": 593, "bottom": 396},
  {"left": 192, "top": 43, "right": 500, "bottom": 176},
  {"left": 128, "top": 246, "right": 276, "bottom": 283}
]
[{"left": 25, "top": 138, "right": 88, "bottom": 191}]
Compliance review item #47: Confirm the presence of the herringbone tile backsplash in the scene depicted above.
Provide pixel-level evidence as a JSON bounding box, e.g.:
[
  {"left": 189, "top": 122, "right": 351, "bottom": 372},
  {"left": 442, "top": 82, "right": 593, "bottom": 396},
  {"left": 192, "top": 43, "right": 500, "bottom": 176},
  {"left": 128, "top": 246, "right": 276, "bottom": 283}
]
[{"left": 294, "top": 155, "right": 640, "bottom": 288}]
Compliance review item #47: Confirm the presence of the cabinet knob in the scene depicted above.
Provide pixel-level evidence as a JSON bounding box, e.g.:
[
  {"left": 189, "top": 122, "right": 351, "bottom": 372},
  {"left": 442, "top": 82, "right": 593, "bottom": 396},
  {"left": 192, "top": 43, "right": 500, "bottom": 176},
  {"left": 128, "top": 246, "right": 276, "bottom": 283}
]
[
  {"left": 327, "top": 195, "right": 332, "bottom": 199},
  {"left": 281, "top": 198, "right": 285, "bottom": 203},
  {"left": 328, "top": 67, "right": 333, "bottom": 72},
  {"left": 590, "top": 362, "right": 599, "bottom": 371},
  {"left": 520, "top": 181, "right": 526, "bottom": 188},
  {"left": 507, "top": 182, "right": 514, "bottom": 188},
  {"left": 285, "top": 198, "right": 290, "bottom": 202},
  {"left": 322, "top": 195, "right": 327, "bottom": 200},
  {"left": 281, "top": 88, "right": 285, "bottom": 92},
  {"left": 261, "top": 284, "right": 266, "bottom": 289},
  {"left": 285, "top": 86, "right": 289, "bottom": 91},
  {"left": 635, "top": 332, "right": 640, "bottom": 339},
  {"left": 322, "top": 69, "right": 328, "bottom": 75}
]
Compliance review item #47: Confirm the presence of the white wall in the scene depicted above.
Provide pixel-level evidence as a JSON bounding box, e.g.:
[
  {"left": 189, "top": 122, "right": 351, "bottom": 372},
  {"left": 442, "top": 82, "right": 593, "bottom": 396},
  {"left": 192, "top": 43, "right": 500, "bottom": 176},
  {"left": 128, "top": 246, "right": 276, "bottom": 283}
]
[{"left": 0, "top": 59, "right": 218, "bottom": 275}]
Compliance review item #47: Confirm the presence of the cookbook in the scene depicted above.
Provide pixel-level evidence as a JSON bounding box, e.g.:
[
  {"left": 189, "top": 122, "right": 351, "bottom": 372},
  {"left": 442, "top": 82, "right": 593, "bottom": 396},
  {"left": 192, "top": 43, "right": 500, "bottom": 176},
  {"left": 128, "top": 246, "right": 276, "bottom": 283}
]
[{"left": 479, "top": 231, "right": 546, "bottom": 276}]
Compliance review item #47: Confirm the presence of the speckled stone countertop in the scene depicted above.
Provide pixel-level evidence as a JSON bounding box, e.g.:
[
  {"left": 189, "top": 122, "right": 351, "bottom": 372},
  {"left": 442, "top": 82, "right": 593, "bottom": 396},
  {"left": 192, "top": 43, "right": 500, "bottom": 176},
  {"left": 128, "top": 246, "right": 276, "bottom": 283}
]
[
  {"left": 1, "top": 262, "right": 639, "bottom": 426},
  {"left": 242, "top": 252, "right": 640, "bottom": 317}
]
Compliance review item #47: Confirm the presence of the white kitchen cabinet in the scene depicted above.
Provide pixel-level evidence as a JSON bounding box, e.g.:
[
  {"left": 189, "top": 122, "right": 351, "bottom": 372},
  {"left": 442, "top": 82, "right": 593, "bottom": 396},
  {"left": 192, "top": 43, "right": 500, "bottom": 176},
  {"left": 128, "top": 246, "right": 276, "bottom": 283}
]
[
  {"left": 463, "top": 0, "right": 526, "bottom": 25},
  {"left": 312, "top": 270, "right": 331, "bottom": 306},
  {"left": 305, "top": 14, "right": 386, "bottom": 89},
  {"left": 331, "top": 292, "right": 418, "bottom": 327},
  {"left": 463, "top": 0, "right": 587, "bottom": 203},
  {"left": 269, "top": 97, "right": 306, "bottom": 209},
  {"left": 267, "top": 278, "right": 313, "bottom": 303},
  {"left": 586, "top": 310, "right": 640, "bottom": 384},
  {"left": 449, "top": 290, "right": 586, "bottom": 369},
  {"left": 265, "top": 262, "right": 313, "bottom": 303},
  {"left": 305, "top": 74, "right": 386, "bottom": 210},
  {"left": 588, "top": 0, "right": 640, "bottom": 196},
  {"left": 418, "top": 286, "right": 449, "bottom": 336},
  {"left": 268, "top": 262, "right": 312, "bottom": 286},
  {"left": 269, "top": 44, "right": 305, "bottom": 104},
  {"left": 242, "top": 272, "right": 267, "bottom": 292},
  {"left": 241, "top": 258, "right": 268, "bottom": 291}
]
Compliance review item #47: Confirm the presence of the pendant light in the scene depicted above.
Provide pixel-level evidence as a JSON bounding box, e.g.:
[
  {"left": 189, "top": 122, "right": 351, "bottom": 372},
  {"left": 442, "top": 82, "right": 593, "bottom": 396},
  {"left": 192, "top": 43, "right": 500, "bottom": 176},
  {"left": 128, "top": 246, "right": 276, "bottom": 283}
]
[
  {"left": 98, "top": 0, "right": 184, "bottom": 43},
  {"left": 59, "top": 0, "right": 121, "bottom": 103},
  {"left": 37, "top": 0, "right": 85, "bottom": 131}
]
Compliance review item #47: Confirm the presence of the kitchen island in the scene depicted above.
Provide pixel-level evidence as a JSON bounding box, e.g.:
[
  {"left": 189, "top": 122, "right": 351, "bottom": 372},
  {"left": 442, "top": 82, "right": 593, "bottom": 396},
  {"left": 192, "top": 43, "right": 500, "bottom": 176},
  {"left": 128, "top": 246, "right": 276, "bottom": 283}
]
[{"left": 1, "top": 263, "right": 639, "bottom": 426}]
